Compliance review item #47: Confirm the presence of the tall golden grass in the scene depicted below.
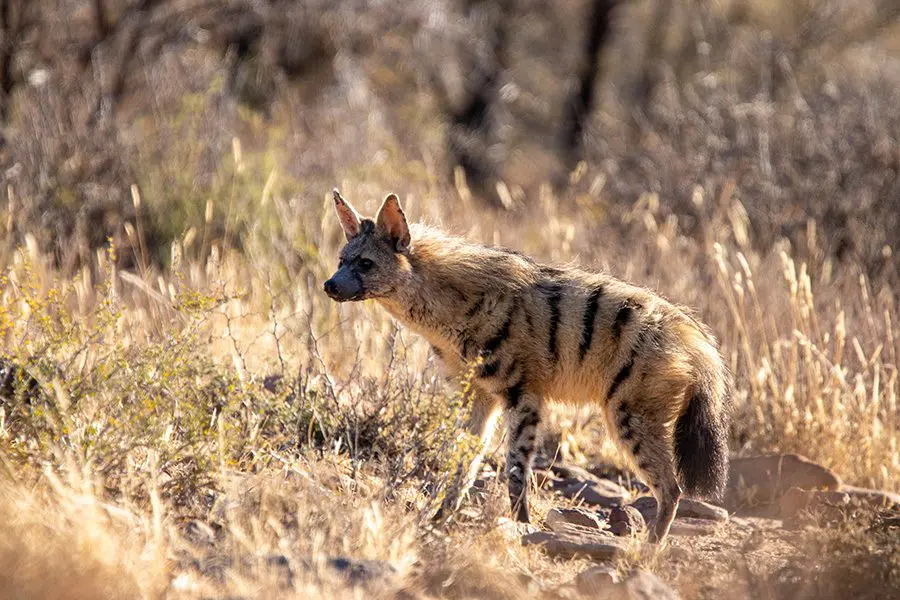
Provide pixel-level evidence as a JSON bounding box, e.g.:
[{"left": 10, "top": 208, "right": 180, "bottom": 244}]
[{"left": 0, "top": 139, "right": 896, "bottom": 596}]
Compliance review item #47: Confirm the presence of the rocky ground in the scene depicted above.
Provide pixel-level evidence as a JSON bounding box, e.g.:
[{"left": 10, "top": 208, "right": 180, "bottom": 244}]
[
  {"left": 166, "top": 451, "right": 899, "bottom": 599},
  {"left": 513, "top": 453, "right": 900, "bottom": 599}
]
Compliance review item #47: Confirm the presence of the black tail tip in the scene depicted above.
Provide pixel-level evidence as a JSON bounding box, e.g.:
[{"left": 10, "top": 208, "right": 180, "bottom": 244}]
[{"left": 674, "top": 389, "right": 729, "bottom": 499}]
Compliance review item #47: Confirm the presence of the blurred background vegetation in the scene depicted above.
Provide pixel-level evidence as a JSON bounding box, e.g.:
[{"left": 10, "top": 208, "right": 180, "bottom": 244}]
[{"left": 1, "top": 0, "right": 898, "bottom": 278}]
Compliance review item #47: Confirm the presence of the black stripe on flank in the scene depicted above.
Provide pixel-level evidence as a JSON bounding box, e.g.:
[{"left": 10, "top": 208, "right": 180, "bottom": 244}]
[
  {"left": 631, "top": 441, "right": 641, "bottom": 456},
  {"left": 578, "top": 285, "right": 604, "bottom": 360},
  {"left": 538, "top": 283, "right": 563, "bottom": 361},
  {"left": 465, "top": 293, "right": 486, "bottom": 318},
  {"left": 483, "top": 299, "right": 517, "bottom": 355},
  {"left": 607, "top": 355, "right": 634, "bottom": 400},
  {"left": 612, "top": 300, "right": 642, "bottom": 340},
  {"left": 607, "top": 328, "right": 645, "bottom": 400},
  {"left": 506, "top": 379, "right": 525, "bottom": 409}
]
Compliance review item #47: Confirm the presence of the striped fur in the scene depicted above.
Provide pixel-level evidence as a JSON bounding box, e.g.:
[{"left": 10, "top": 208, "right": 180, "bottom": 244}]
[{"left": 326, "top": 190, "right": 732, "bottom": 543}]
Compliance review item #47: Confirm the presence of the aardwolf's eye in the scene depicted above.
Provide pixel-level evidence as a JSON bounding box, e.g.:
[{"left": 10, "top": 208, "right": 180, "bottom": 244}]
[{"left": 358, "top": 258, "right": 375, "bottom": 272}]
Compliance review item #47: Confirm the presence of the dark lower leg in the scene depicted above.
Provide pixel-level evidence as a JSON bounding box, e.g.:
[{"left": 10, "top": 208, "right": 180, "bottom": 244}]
[
  {"left": 648, "top": 482, "right": 681, "bottom": 543},
  {"left": 507, "top": 401, "right": 540, "bottom": 523}
]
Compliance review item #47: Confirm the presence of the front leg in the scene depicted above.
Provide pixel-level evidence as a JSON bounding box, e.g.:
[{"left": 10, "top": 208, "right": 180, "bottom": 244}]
[
  {"left": 434, "top": 390, "right": 501, "bottom": 521},
  {"left": 506, "top": 390, "right": 542, "bottom": 523}
]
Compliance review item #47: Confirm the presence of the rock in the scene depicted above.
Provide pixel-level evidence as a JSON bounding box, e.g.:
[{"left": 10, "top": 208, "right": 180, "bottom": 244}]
[
  {"left": 726, "top": 455, "right": 841, "bottom": 508},
  {"left": 545, "top": 507, "right": 606, "bottom": 532},
  {"left": 780, "top": 486, "right": 900, "bottom": 528},
  {"left": 608, "top": 506, "right": 646, "bottom": 536},
  {"left": 780, "top": 487, "right": 854, "bottom": 528},
  {"left": 840, "top": 485, "right": 900, "bottom": 509},
  {"left": 668, "top": 517, "right": 720, "bottom": 537},
  {"left": 522, "top": 525, "right": 627, "bottom": 561},
  {"left": 554, "top": 478, "right": 631, "bottom": 508},
  {"left": 630, "top": 496, "right": 729, "bottom": 522},
  {"left": 575, "top": 565, "right": 620, "bottom": 594},
  {"left": 621, "top": 570, "right": 680, "bottom": 600},
  {"left": 780, "top": 487, "right": 849, "bottom": 515}
]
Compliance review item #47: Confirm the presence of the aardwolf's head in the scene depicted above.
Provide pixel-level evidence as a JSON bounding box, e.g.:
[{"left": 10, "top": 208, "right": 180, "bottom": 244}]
[{"left": 324, "top": 189, "right": 412, "bottom": 302}]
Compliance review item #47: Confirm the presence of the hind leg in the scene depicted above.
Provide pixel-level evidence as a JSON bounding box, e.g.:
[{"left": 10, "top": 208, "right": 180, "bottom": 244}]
[
  {"left": 645, "top": 470, "right": 681, "bottom": 543},
  {"left": 612, "top": 402, "right": 682, "bottom": 543}
]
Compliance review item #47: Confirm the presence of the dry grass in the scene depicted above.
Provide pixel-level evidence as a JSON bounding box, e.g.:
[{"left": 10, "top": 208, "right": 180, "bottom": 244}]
[
  {"left": 1, "top": 160, "right": 897, "bottom": 598},
  {"left": 1, "top": 1, "right": 899, "bottom": 598}
]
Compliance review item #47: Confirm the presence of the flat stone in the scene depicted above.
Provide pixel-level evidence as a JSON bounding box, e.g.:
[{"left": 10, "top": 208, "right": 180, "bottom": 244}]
[
  {"left": 554, "top": 478, "right": 631, "bottom": 508},
  {"left": 726, "top": 455, "right": 841, "bottom": 508},
  {"left": 631, "top": 496, "right": 729, "bottom": 522},
  {"left": 545, "top": 507, "right": 606, "bottom": 532},
  {"left": 522, "top": 526, "right": 627, "bottom": 561},
  {"left": 608, "top": 505, "right": 646, "bottom": 536}
]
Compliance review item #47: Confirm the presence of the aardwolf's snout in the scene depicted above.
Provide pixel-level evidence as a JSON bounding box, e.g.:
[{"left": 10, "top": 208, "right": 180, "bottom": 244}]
[{"left": 323, "top": 269, "right": 363, "bottom": 301}]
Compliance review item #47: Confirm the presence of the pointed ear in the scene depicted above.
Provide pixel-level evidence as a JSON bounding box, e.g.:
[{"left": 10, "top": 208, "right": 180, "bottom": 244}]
[
  {"left": 332, "top": 188, "right": 361, "bottom": 241},
  {"left": 375, "top": 193, "right": 411, "bottom": 252}
]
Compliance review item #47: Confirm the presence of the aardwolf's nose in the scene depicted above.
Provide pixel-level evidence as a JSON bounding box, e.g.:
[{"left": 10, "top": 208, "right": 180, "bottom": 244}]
[{"left": 323, "top": 279, "right": 337, "bottom": 298}]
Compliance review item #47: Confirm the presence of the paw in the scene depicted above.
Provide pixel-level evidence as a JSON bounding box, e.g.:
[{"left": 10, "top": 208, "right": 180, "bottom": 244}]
[{"left": 514, "top": 505, "right": 531, "bottom": 524}]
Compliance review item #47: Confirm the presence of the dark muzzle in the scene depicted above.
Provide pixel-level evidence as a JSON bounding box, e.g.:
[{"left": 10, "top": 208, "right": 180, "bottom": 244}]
[{"left": 323, "top": 268, "right": 363, "bottom": 301}]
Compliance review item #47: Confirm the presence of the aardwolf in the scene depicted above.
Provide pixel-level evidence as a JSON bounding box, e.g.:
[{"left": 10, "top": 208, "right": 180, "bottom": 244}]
[{"left": 324, "top": 189, "right": 731, "bottom": 543}]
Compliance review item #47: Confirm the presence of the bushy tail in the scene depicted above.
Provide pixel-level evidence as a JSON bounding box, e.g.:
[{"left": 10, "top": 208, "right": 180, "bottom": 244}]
[{"left": 674, "top": 371, "right": 731, "bottom": 499}]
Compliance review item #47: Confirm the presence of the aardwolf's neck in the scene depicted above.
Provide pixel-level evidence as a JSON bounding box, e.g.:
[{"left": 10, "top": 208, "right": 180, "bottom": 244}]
[{"left": 376, "top": 224, "right": 537, "bottom": 349}]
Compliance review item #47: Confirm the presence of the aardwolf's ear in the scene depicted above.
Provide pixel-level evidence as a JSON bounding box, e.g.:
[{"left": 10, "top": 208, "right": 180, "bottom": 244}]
[
  {"left": 332, "top": 188, "right": 361, "bottom": 241},
  {"left": 375, "top": 193, "right": 411, "bottom": 252}
]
